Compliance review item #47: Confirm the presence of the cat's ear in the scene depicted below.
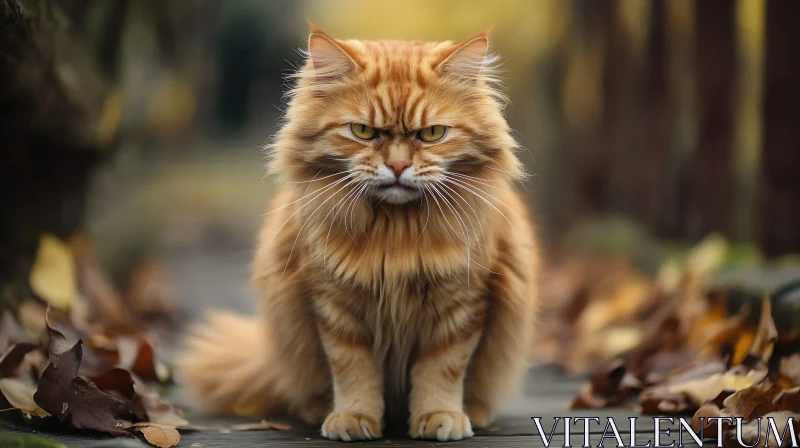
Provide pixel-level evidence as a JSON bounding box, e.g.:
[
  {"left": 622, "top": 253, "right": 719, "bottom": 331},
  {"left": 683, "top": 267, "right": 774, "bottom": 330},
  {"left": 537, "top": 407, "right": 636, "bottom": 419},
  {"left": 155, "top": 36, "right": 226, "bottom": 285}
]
[
  {"left": 437, "top": 32, "right": 490, "bottom": 83},
  {"left": 307, "top": 23, "right": 356, "bottom": 83}
]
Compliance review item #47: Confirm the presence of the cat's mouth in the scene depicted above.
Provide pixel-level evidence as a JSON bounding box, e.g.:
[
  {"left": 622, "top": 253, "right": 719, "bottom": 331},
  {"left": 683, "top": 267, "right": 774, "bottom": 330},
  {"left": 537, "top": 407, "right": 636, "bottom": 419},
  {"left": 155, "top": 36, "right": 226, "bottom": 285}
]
[
  {"left": 375, "top": 180, "right": 417, "bottom": 191},
  {"left": 372, "top": 182, "right": 422, "bottom": 204},
  {"left": 389, "top": 181, "right": 413, "bottom": 190}
]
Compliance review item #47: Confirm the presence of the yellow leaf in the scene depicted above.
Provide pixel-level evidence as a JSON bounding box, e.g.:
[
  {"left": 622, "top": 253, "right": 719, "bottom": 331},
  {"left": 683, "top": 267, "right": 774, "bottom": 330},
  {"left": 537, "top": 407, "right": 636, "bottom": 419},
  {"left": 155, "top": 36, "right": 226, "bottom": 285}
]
[
  {"left": 29, "top": 234, "right": 76, "bottom": 310},
  {"left": 0, "top": 378, "right": 50, "bottom": 418},
  {"left": 131, "top": 423, "right": 181, "bottom": 448},
  {"left": 733, "top": 330, "right": 756, "bottom": 365},
  {"left": 668, "top": 369, "right": 765, "bottom": 406}
]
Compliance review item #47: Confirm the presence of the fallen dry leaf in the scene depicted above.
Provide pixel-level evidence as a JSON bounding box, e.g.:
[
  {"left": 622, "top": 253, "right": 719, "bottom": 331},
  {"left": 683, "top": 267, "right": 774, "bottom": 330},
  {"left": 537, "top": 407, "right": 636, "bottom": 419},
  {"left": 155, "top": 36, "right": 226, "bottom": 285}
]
[
  {"left": 231, "top": 419, "right": 292, "bottom": 431},
  {"left": 658, "top": 366, "right": 766, "bottom": 408},
  {"left": 748, "top": 298, "right": 778, "bottom": 363},
  {"left": 132, "top": 381, "right": 188, "bottom": 427},
  {"left": 30, "top": 234, "right": 76, "bottom": 310},
  {"left": 45, "top": 307, "right": 80, "bottom": 362},
  {"left": 116, "top": 336, "right": 158, "bottom": 379},
  {"left": 68, "top": 233, "right": 138, "bottom": 334},
  {"left": 0, "top": 377, "right": 50, "bottom": 418},
  {"left": 33, "top": 340, "right": 130, "bottom": 437},
  {"left": 0, "top": 342, "right": 38, "bottom": 377},
  {"left": 45, "top": 306, "right": 111, "bottom": 375},
  {"left": 129, "top": 423, "right": 181, "bottom": 448}
]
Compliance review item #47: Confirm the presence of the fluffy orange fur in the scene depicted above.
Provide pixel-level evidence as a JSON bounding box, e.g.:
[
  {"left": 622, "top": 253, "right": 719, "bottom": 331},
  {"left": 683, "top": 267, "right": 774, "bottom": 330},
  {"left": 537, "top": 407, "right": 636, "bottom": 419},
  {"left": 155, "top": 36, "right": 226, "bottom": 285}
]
[{"left": 177, "top": 27, "right": 540, "bottom": 442}]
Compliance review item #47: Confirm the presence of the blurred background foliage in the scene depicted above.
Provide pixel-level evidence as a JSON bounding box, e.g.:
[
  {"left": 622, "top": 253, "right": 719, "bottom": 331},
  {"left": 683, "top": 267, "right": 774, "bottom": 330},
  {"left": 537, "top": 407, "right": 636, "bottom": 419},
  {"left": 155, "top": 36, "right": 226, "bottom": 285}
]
[{"left": 19, "top": 0, "right": 796, "bottom": 278}]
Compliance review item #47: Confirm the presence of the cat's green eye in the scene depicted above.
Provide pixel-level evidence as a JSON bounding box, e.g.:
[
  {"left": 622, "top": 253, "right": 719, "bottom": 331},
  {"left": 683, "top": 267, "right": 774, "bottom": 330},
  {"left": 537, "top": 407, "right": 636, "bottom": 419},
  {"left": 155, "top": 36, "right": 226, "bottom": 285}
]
[
  {"left": 350, "top": 123, "right": 377, "bottom": 140},
  {"left": 417, "top": 125, "right": 447, "bottom": 143}
]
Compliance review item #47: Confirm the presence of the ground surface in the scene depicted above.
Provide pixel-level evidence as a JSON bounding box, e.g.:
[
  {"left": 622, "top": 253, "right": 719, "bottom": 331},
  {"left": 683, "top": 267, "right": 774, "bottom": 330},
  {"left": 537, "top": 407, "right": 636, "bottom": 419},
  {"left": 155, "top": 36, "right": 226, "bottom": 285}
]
[
  {"left": 3, "top": 366, "right": 681, "bottom": 447},
  {"left": 5, "top": 247, "right": 790, "bottom": 447}
]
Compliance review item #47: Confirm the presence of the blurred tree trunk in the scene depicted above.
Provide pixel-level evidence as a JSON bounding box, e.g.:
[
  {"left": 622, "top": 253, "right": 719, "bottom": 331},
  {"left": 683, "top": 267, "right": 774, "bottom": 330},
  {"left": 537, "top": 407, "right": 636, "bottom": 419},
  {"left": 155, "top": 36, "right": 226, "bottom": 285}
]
[
  {"left": 632, "top": 0, "right": 670, "bottom": 231},
  {"left": 681, "top": 0, "right": 736, "bottom": 241},
  {"left": 759, "top": 0, "right": 800, "bottom": 257},
  {"left": 573, "top": 0, "right": 619, "bottom": 216},
  {"left": 0, "top": 0, "right": 119, "bottom": 286},
  {"left": 657, "top": 0, "right": 696, "bottom": 239}
]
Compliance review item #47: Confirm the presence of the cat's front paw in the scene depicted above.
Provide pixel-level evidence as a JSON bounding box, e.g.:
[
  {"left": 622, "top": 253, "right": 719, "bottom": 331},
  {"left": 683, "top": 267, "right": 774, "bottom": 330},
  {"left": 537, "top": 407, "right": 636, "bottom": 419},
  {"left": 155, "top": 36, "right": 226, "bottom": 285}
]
[
  {"left": 410, "top": 411, "right": 474, "bottom": 441},
  {"left": 321, "top": 411, "right": 382, "bottom": 441}
]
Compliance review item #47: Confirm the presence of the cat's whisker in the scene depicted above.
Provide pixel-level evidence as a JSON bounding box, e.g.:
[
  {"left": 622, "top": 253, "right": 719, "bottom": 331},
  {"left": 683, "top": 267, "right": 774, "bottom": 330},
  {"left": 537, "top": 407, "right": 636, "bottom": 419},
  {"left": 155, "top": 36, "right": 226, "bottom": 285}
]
[
  {"left": 263, "top": 172, "right": 355, "bottom": 216},
  {"left": 429, "top": 184, "right": 469, "bottom": 244},
  {"left": 435, "top": 182, "right": 482, "bottom": 252},
  {"left": 280, "top": 179, "right": 358, "bottom": 279},
  {"left": 287, "top": 170, "right": 355, "bottom": 184},
  {"left": 444, "top": 176, "right": 521, "bottom": 218},
  {"left": 443, "top": 178, "right": 516, "bottom": 229},
  {"left": 428, "top": 183, "right": 472, "bottom": 289},
  {"left": 444, "top": 171, "right": 501, "bottom": 183},
  {"left": 320, "top": 182, "right": 366, "bottom": 270},
  {"left": 345, "top": 183, "right": 370, "bottom": 241},
  {"left": 445, "top": 172, "right": 506, "bottom": 193},
  {"left": 416, "top": 188, "right": 432, "bottom": 242},
  {"left": 309, "top": 179, "right": 362, "bottom": 242},
  {"left": 327, "top": 182, "right": 367, "bottom": 258},
  {"left": 439, "top": 181, "right": 486, "bottom": 250},
  {"left": 267, "top": 174, "right": 356, "bottom": 245},
  {"left": 427, "top": 184, "right": 471, "bottom": 253},
  {"left": 421, "top": 185, "right": 460, "bottom": 245}
]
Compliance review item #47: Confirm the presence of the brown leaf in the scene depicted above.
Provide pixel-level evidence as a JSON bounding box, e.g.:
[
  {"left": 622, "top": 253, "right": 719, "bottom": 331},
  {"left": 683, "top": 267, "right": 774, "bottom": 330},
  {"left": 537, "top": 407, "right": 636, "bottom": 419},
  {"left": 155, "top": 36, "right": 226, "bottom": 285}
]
[
  {"left": 88, "top": 367, "right": 136, "bottom": 400},
  {"left": 117, "top": 336, "right": 158, "bottom": 379},
  {"left": 45, "top": 306, "right": 81, "bottom": 363},
  {"left": 105, "top": 335, "right": 170, "bottom": 383},
  {"left": 0, "top": 342, "right": 38, "bottom": 378},
  {"left": 569, "top": 362, "right": 640, "bottom": 409},
  {"left": 231, "top": 419, "right": 292, "bottom": 431},
  {"left": 68, "top": 233, "right": 138, "bottom": 334},
  {"left": 129, "top": 423, "right": 180, "bottom": 448},
  {"left": 45, "top": 306, "right": 110, "bottom": 375},
  {"left": 131, "top": 381, "right": 188, "bottom": 427},
  {"left": 775, "top": 387, "right": 800, "bottom": 413},
  {"left": 721, "top": 383, "right": 782, "bottom": 420},
  {"left": 642, "top": 358, "right": 766, "bottom": 412},
  {"left": 33, "top": 340, "right": 130, "bottom": 437},
  {"left": 748, "top": 298, "right": 778, "bottom": 363}
]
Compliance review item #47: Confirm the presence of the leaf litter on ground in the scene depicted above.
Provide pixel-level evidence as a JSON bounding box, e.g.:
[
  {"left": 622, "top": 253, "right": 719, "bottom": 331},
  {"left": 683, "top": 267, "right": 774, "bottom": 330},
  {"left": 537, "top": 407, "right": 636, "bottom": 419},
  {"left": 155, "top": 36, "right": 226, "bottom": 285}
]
[
  {"left": 0, "top": 233, "right": 183, "bottom": 447},
  {"left": 540, "top": 234, "right": 800, "bottom": 446}
]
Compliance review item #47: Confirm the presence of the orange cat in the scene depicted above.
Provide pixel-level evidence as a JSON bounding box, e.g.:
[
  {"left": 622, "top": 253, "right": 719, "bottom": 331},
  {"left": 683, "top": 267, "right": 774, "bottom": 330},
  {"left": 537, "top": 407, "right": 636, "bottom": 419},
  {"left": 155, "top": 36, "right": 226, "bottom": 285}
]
[{"left": 178, "top": 26, "right": 540, "bottom": 442}]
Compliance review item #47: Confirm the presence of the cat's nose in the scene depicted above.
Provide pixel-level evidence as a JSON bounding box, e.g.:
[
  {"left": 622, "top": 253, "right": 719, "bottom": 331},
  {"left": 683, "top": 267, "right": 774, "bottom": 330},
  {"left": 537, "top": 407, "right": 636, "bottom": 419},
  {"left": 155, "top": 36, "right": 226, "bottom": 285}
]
[{"left": 386, "top": 161, "right": 411, "bottom": 178}]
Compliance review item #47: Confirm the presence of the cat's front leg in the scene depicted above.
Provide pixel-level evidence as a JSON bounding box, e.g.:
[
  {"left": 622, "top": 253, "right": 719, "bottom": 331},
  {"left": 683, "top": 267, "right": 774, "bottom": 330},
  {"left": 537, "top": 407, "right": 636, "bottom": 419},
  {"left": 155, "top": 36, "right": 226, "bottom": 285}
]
[
  {"left": 408, "top": 308, "right": 484, "bottom": 441},
  {"left": 315, "top": 297, "right": 383, "bottom": 441}
]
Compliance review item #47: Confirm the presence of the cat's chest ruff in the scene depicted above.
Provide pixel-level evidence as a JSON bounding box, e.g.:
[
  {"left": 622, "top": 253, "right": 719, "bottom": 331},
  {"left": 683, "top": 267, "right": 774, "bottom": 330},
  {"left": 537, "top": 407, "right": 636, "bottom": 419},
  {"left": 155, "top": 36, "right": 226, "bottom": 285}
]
[{"left": 314, "top": 231, "right": 480, "bottom": 292}]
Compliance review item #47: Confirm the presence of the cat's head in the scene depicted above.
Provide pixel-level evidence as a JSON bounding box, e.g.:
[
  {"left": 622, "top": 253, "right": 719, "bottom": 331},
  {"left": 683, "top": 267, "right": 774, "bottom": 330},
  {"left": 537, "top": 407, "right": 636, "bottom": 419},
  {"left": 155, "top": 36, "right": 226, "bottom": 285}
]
[{"left": 270, "top": 27, "right": 523, "bottom": 206}]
